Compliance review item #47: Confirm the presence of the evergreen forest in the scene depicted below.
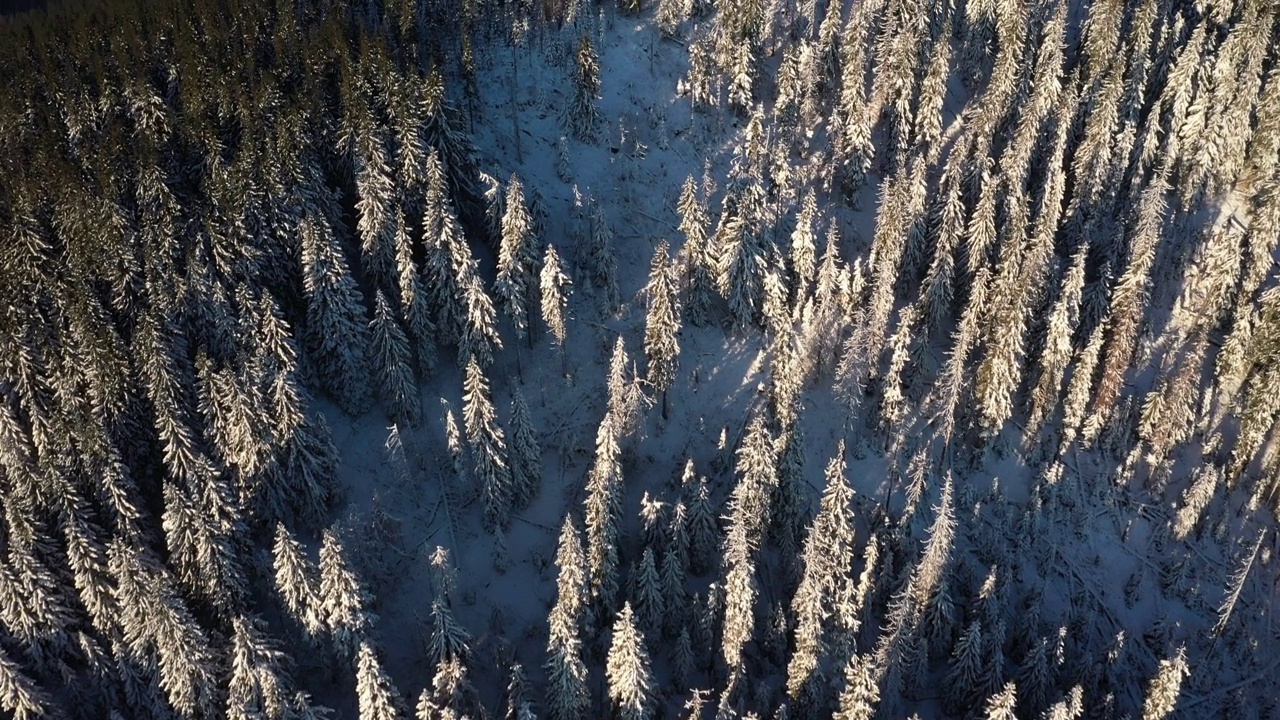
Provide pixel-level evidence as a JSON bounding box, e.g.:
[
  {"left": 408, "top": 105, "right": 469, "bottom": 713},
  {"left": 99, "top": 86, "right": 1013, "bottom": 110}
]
[{"left": 0, "top": 0, "right": 1277, "bottom": 718}]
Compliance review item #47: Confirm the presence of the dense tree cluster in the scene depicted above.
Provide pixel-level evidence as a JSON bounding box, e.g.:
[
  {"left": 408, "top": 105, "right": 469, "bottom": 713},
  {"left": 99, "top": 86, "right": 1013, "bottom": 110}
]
[{"left": 0, "top": 0, "right": 1277, "bottom": 718}]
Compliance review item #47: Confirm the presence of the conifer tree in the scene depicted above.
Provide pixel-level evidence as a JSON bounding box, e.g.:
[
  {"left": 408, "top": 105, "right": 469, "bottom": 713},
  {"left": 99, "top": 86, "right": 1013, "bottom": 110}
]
[
  {"left": 944, "top": 621, "right": 984, "bottom": 715},
  {"left": 357, "top": 641, "right": 406, "bottom": 720},
  {"left": 319, "top": 528, "right": 377, "bottom": 659},
  {"left": 229, "top": 615, "right": 295, "bottom": 720},
  {"left": 1141, "top": 646, "right": 1187, "bottom": 720},
  {"left": 496, "top": 176, "right": 540, "bottom": 341},
  {"left": 370, "top": 291, "right": 422, "bottom": 425},
  {"left": 684, "top": 468, "right": 720, "bottom": 575},
  {"left": 787, "top": 440, "right": 856, "bottom": 704},
  {"left": 0, "top": 645, "right": 54, "bottom": 720},
  {"left": 585, "top": 413, "right": 624, "bottom": 612},
  {"left": 607, "top": 603, "right": 655, "bottom": 720},
  {"left": 345, "top": 100, "right": 398, "bottom": 294},
  {"left": 545, "top": 604, "right": 590, "bottom": 720},
  {"left": 427, "top": 599, "right": 472, "bottom": 666},
  {"left": 390, "top": 208, "right": 439, "bottom": 378},
  {"left": 630, "top": 547, "right": 665, "bottom": 634},
  {"left": 1026, "top": 248, "right": 1087, "bottom": 440},
  {"left": 300, "top": 214, "right": 373, "bottom": 416},
  {"left": 720, "top": 521, "right": 758, "bottom": 671},
  {"left": 571, "top": 35, "right": 602, "bottom": 141},
  {"left": 607, "top": 337, "right": 646, "bottom": 442},
  {"left": 678, "top": 176, "right": 716, "bottom": 327},
  {"left": 644, "top": 242, "right": 682, "bottom": 419},
  {"left": 463, "top": 358, "right": 514, "bottom": 532},
  {"left": 832, "top": 654, "right": 878, "bottom": 720},
  {"left": 540, "top": 244, "right": 573, "bottom": 351},
  {"left": 660, "top": 548, "right": 686, "bottom": 637},
  {"left": 713, "top": 190, "right": 766, "bottom": 329},
  {"left": 274, "top": 523, "right": 324, "bottom": 638},
  {"left": 508, "top": 385, "right": 542, "bottom": 512},
  {"left": 581, "top": 198, "right": 621, "bottom": 311},
  {"left": 790, "top": 191, "right": 818, "bottom": 292},
  {"left": 983, "top": 682, "right": 1018, "bottom": 720}
]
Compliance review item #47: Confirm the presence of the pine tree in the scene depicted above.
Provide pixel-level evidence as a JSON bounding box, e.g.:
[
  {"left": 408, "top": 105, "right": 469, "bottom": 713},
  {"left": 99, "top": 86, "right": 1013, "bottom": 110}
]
[
  {"left": 455, "top": 240, "right": 504, "bottom": 369},
  {"left": 607, "top": 603, "right": 655, "bottom": 720},
  {"left": 553, "top": 515, "right": 589, "bottom": 627},
  {"left": 540, "top": 244, "right": 573, "bottom": 350},
  {"left": 508, "top": 385, "right": 543, "bottom": 512},
  {"left": 300, "top": 214, "right": 373, "bottom": 416},
  {"left": 720, "top": 522, "right": 758, "bottom": 671},
  {"left": 319, "top": 528, "right": 377, "bottom": 659},
  {"left": 644, "top": 241, "right": 682, "bottom": 419},
  {"left": 463, "top": 358, "right": 514, "bottom": 532},
  {"left": 1141, "top": 646, "right": 1187, "bottom": 720},
  {"left": 370, "top": 291, "right": 422, "bottom": 424},
  {"left": 356, "top": 641, "right": 406, "bottom": 720},
  {"left": 713, "top": 190, "right": 765, "bottom": 329},
  {"left": 571, "top": 35, "right": 602, "bottom": 141},
  {"left": 496, "top": 175, "right": 540, "bottom": 341},
  {"left": 660, "top": 548, "right": 686, "bottom": 637}
]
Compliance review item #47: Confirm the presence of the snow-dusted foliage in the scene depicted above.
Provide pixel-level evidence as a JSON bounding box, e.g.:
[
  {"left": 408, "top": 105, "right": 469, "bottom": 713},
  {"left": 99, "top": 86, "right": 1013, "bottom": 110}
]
[{"left": 4, "top": 1, "right": 1278, "bottom": 719}]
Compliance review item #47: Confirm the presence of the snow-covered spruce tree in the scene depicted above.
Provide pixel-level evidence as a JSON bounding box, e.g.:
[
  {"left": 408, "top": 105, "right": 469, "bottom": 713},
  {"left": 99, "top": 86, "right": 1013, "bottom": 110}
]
[
  {"left": 1141, "top": 646, "right": 1187, "bottom": 720},
  {"left": 581, "top": 196, "right": 621, "bottom": 312},
  {"left": 831, "top": 0, "right": 874, "bottom": 201},
  {"left": 393, "top": 207, "right": 438, "bottom": 377},
  {"left": 786, "top": 440, "right": 856, "bottom": 705},
  {"left": 109, "top": 539, "right": 219, "bottom": 717},
  {"left": 356, "top": 641, "right": 406, "bottom": 720},
  {"left": 546, "top": 519, "right": 591, "bottom": 720},
  {"left": 508, "top": 385, "right": 542, "bottom": 512},
  {"left": 629, "top": 547, "right": 665, "bottom": 643},
  {"left": 319, "top": 528, "right": 377, "bottom": 659},
  {"left": 982, "top": 682, "right": 1018, "bottom": 720},
  {"left": 370, "top": 290, "right": 422, "bottom": 425},
  {"left": 677, "top": 176, "right": 716, "bottom": 327},
  {"left": 455, "top": 237, "right": 504, "bottom": 369},
  {"left": 274, "top": 523, "right": 324, "bottom": 638},
  {"left": 831, "top": 653, "right": 878, "bottom": 720},
  {"left": 790, "top": 190, "right": 818, "bottom": 294},
  {"left": 421, "top": 150, "right": 466, "bottom": 345},
  {"left": 0, "top": 643, "right": 55, "bottom": 720},
  {"left": 1089, "top": 177, "right": 1169, "bottom": 437},
  {"left": 607, "top": 603, "right": 655, "bottom": 720},
  {"left": 720, "top": 521, "right": 758, "bottom": 672},
  {"left": 343, "top": 96, "right": 399, "bottom": 295},
  {"left": 462, "top": 358, "right": 513, "bottom": 532},
  {"left": 712, "top": 187, "right": 766, "bottom": 329},
  {"left": 570, "top": 35, "right": 602, "bottom": 142},
  {"left": 540, "top": 244, "right": 573, "bottom": 351},
  {"left": 495, "top": 175, "right": 540, "bottom": 342},
  {"left": 771, "top": 425, "right": 808, "bottom": 559},
  {"left": 228, "top": 615, "right": 296, "bottom": 720},
  {"left": 1025, "top": 247, "right": 1087, "bottom": 441},
  {"left": 300, "top": 213, "right": 373, "bottom": 416},
  {"left": 944, "top": 620, "right": 984, "bottom": 715},
  {"left": 606, "top": 336, "right": 646, "bottom": 443},
  {"left": 585, "top": 412, "right": 624, "bottom": 613},
  {"left": 683, "top": 465, "right": 721, "bottom": 576},
  {"left": 427, "top": 599, "right": 472, "bottom": 666},
  {"left": 925, "top": 265, "right": 992, "bottom": 446},
  {"left": 644, "top": 241, "right": 682, "bottom": 420},
  {"left": 660, "top": 548, "right": 686, "bottom": 638}
]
